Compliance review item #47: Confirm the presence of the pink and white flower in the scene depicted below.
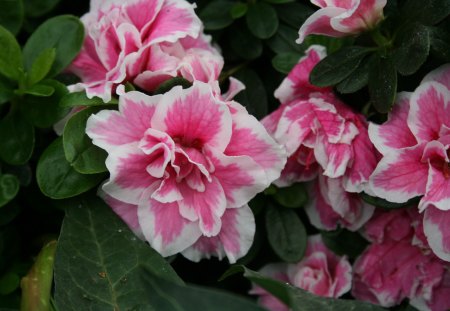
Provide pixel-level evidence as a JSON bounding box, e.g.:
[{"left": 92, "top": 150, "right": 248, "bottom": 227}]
[
  {"left": 368, "top": 64, "right": 450, "bottom": 261},
  {"left": 297, "top": 0, "right": 387, "bottom": 44},
  {"left": 86, "top": 81, "right": 286, "bottom": 262},
  {"left": 68, "top": 0, "right": 223, "bottom": 102},
  {"left": 251, "top": 235, "right": 352, "bottom": 311}
]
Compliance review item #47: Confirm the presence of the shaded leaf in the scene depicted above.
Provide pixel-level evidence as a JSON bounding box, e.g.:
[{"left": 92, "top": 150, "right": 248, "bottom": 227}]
[
  {"left": 400, "top": 0, "right": 450, "bottom": 26},
  {"left": 273, "top": 183, "right": 308, "bottom": 208},
  {"left": 60, "top": 91, "right": 115, "bottom": 108},
  {"left": 336, "top": 55, "right": 373, "bottom": 94},
  {"left": 0, "top": 111, "right": 34, "bottom": 165},
  {"left": 246, "top": 3, "right": 279, "bottom": 39},
  {"left": 0, "top": 0, "right": 23, "bottom": 35},
  {"left": 275, "top": 2, "right": 313, "bottom": 29},
  {"left": 321, "top": 229, "right": 369, "bottom": 259},
  {"left": 0, "top": 174, "right": 19, "bottom": 208},
  {"left": 230, "top": 26, "right": 263, "bottom": 60},
  {"left": 233, "top": 69, "right": 267, "bottom": 119},
  {"left": 153, "top": 77, "right": 192, "bottom": 95},
  {"left": 360, "top": 192, "right": 420, "bottom": 209},
  {"left": 23, "top": 84, "right": 55, "bottom": 97},
  {"left": 230, "top": 3, "right": 248, "bottom": 19},
  {"left": 272, "top": 52, "right": 301, "bottom": 74},
  {"left": 369, "top": 55, "right": 397, "bottom": 113},
  {"left": 267, "top": 25, "right": 304, "bottom": 54},
  {"left": 0, "top": 25, "right": 22, "bottom": 81},
  {"left": 199, "top": 1, "right": 234, "bottom": 30},
  {"left": 24, "top": 0, "right": 60, "bottom": 17},
  {"left": 27, "top": 48, "right": 56, "bottom": 86}
]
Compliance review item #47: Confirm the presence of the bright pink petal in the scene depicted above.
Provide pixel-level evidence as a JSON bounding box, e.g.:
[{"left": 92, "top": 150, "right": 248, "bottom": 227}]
[
  {"left": 123, "top": 0, "right": 163, "bottom": 32},
  {"left": 314, "top": 136, "right": 353, "bottom": 178},
  {"left": 276, "top": 147, "right": 320, "bottom": 187},
  {"left": 419, "top": 163, "right": 450, "bottom": 211},
  {"left": 424, "top": 207, "right": 450, "bottom": 262},
  {"left": 421, "top": 64, "right": 450, "bottom": 89},
  {"left": 297, "top": 7, "right": 347, "bottom": 44},
  {"left": 331, "top": 0, "right": 386, "bottom": 33},
  {"left": 369, "top": 144, "right": 428, "bottom": 203}
]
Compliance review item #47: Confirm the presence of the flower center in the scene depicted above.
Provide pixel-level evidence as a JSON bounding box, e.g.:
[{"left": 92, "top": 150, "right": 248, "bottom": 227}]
[{"left": 173, "top": 136, "right": 203, "bottom": 149}]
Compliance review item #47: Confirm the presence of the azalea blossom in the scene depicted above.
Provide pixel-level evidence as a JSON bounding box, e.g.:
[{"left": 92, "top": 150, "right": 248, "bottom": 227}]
[
  {"left": 368, "top": 64, "right": 450, "bottom": 261},
  {"left": 297, "top": 0, "right": 387, "bottom": 43},
  {"left": 68, "top": 0, "right": 223, "bottom": 102},
  {"left": 251, "top": 235, "right": 352, "bottom": 311},
  {"left": 86, "top": 82, "right": 286, "bottom": 262}
]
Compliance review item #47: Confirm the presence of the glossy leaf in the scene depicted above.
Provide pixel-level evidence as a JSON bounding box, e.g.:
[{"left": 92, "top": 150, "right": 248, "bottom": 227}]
[
  {"left": 369, "top": 55, "right": 397, "bottom": 113},
  {"left": 230, "top": 3, "right": 248, "bottom": 19},
  {"left": 272, "top": 52, "right": 301, "bottom": 74},
  {"left": 199, "top": 1, "right": 234, "bottom": 30},
  {"left": 0, "top": 0, "right": 23, "bottom": 35},
  {"left": 27, "top": 48, "right": 56, "bottom": 86},
  {"left": 23, "top": 84, "right": 55, "bottom": 97},
  {"left": 321, "top": 229, "right": 369, "bottom": 259},
  {"left": 24, "top": 0, "right": 60, "bottom": 17},
  {"left": 59, "top": 91, "right": 115, "bottom": 107},
  {"left": 360, "top": 192, "right": 420, "bottom": 209},
  {"left": 273, "top": 183, "right": 308, "bottom": 208},
  {"left": 230, "top": 26, "right": 263, "bottom": 60},
  {"left": 336, "top": 55, "right": 373, "bottom": 94},
  {"left": 0, "top": 111, "right": 34, "bottom": 165},
  {"left": 0, "top": 25, "right": 22, "bottom": 81},
  {"left": 401, "top": 0, "right": 450, "bottom": 26},
  {"left": 267, "top": 25, "right": 304, "bottom": 54},
  {"left": 275, "top": 2, "right": 313, "bottom": 28},
  {"left": 153, "top": 77, "right": 192, "bottom": 95},
  {"left": 246, "top": 3, "right": 279, "bottom": 39},
  {"left": 233, "top": 69, "right": 268, "bottom": 119},
  {"left": 0, "top": 174, "right": 19, "bottom": 208}
]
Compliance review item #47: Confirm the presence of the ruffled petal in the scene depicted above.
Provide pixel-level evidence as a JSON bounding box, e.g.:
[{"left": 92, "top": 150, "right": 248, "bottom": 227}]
[{"left": 424, "top": 207, "right": 450, "bottom": 262}]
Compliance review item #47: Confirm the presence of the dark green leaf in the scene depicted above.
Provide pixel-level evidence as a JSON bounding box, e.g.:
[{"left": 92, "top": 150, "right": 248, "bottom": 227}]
[
  {"left": 336, "top": 55, "right": 373, "bottom": 94},
  {"left": 23, "top": 84, "right": 55, "bottom": 97},
  {"left": 21, "top": 79, "right": 70, "bottom": 128},
  {"left": 401, "top": 0, "right": 450, "bottom": 26},
  {"left": 428, "top": 26, "right": 450, "bottom": 62},
  {"left": 0, "top": 111, "right": 34, "bottom": 165},
  {"left": 272, "top": 53, "right": 301, "bottom": 74},
  {"left": 0, "top": 272, "right": 20, "bottom": 295},
  {"left": 27, "top": 48, "right": 56, "bottom": 86},
  {"left": 246, "top": 3, "right": 279, "bottom": 39},
  {"left": 199, "top": 1, "right": 234, "bottom": 30},
  {"left": 321, "top": 229, "right": 369, "bottom": 259},
  {"left": 230, "top": 26, "right": 263, "bottom": 60},
  {"left": 369, "top": 55, "right": 397, "bottom": 113},
  {"left": 267, "top": 25, "right": 304, "bottom": 54},
  {"left": 230, "top": 3, "right": 248, "bottom": 19},
  {"left": 304, "top": 35, "right": 354, "bottom": 54},
  {"left": 63, "top": 107, "right": 108, "bottom": 174},
  {"left": 265, "top": 206, "right": 307, "bottom": 262},
  {"left": 0, "top": 25, "right": 22, "bottom": 81},
  {"left": 394, "top": 23, "right": 430, "bottom": 76},
  {"left": 310, "top": 46, "right": 372, "bottom": 87},
  {"left": 0, "top": 174, "right": 19, "bottom": 208},
  {"left": 264, "top": 0, "right": 294, "bottom": 3},
  {"left": 153, "top": 77, "right": 192, "bottom": 95},
  {"left": 233, "top": 69, "right": 267, "bottom": 119},
  {"left": 60, "top": 91, "right": 114, "bottom": 108},
  {"left": 0, "top": 76, "right": 15, "bottom": 105},
  {"left": 23, "top": 15, "right": 84, "bottom": 77},
  {"left": 0, "top": 0, "right": 23, "bottom": 35},
  {"left": 0, "top": 202, "right": 20, "bottom": 226},
  {"left": 36, "top": 138, "right": 104, "bottom": 199},
  {"left": 275, "top": 2, "right": 313, "bottom": 29},
  {"left": 360, "top": 192, "right": 420, "bottom": 209},
  {"left": 54, "top": 195, "right": 183, "bottom": 310},
  {"left": 24, "top": 0, "right": 60, "bottom": 17},
  {"left": 273, "top": 183, "right": 308, "bottom": 208}
]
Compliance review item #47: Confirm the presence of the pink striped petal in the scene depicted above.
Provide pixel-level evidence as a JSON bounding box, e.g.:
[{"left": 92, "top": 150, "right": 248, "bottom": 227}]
[
  {"left": 151, "top": 176, "right": 182, "bottom": 203},
  {"left": 408, "top": 82, "right": 450, "bottom": 143},
  {"left": 424, "top": 207, "right": 450, "bottom": 262},
  {"left": 86, "top": 91, "right": 160, "bottom": 150},
  {"left": 369, "top": 144, "right": 428, "bottom": 203},
  {"left": 222, "top": 77, "right": 246, "bottom": 102},
  {"left": 276, "top": 147, "right": 320, "bottom": 187},
  {"left": 331, "top": 0, "right": 386, "bottom": 33},
  {"left": 421, "top": 64, "right": 450, "bottom": 88},
  {"left": 314, "top": 136, "right": 353, "bottom": 178},
  {"left": 419, "top": 163, "right": 450, "bottom": 212},
  {"left": 297, "top": 7, "right": 347, "bottom": 43},
  {"left": 123, "top": 0, "right": 163, "bottom": 32}
]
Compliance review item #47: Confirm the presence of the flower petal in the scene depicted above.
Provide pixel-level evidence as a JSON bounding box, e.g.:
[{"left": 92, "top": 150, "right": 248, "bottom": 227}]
[
  {"left": 423, "top": 206, "right": 450, "bottom": 262},
  {"left": 421, "top": 64, "right": 450, "bottom": 88},
  {"left": 419, "top": 163, "right": 450, "bottom": 211},
  {"left": 297, "top": 7, "right": 347, "bottom": 44}
]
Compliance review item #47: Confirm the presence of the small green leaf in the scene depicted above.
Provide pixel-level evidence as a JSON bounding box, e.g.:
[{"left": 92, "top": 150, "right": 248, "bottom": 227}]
[
  {"left": 321, "top": 229, "right": 369, "bottom": 259},
  {"left": 0, "top": 75, "right": 15, "bottom": 105},
  {"left": 428, "top": 25, "right": 450, "bottom": 62},
  {"left": 199, "top": 1, "right": 234, "bottom": 30},
  {"left": 63, "top": 107, "right": 108, "bottom": 174},
  {"left": 275, "top": 2, "right": 313, "bottom": 29},
  {"left": 369, "top": 55, "right": 397, "bottom": 113},
  {"left": 400, "top": 0, "right": 450, "bottom": 26},
  {"left": 0, "top": 174, "right": 19, "bottom": 208},
  {"left": 230, "top": 26, "right": 263, "bottom": 60},
  {"left": 27, "top": 48, "right": 56, "bottom": 86},
  {"left": 230, "top": 3, "right": 248, "bottom": 19},
  {"left": 23, "top": 15, "right": 84, "bottom": 77},
  {"left": 267, "top": 25, "right": 304, "bottom": 54},
  {"left": 310, "top": 46, "right": 372, "bottom": 87},
  {"left": 60, "top": 91, "right": 113, "bottom": 107},
  {"left": 272, "top": 53, "right": 301, "bottom": 74},
  {"left": 394, "top": 23, "right": 430, "bottom": 76},
  {"left": 153, "top": 77, "right": 192, "bottom": 95},
  {"left": 0, "top": 272, "right": 20, "bottom": 295},
  {"left": 233, "top": 69, "right": 267, "bottom": 119},
  {"left": 273, "top": 183, "right": 308, "bottom": 208},
  {"left": 265, "top": 206, "right": 307, "bottom": 262},
  {"left": 0, "top": 25, "right": 23, "bottom": 81},
  {"left": 336, "top": 55, "right": 373, "bottom": 94},
  {"left": 360, "top": 192, "right": 420, "bottom": 209},
  {"left": 304, "top": 35, "right": 354, "bottom": 54},
  {"left": 24, "top": 0, "right": 60, "bottom": 17},
  {"left": 0, "top": 0, "right": 24, "bottom": 35},
  {"left": 37, "top": 138, "right": 104, "bottom": 199},
  {"left": 246, "top": 3, "right": 279, "bottom": 39},
  {"left": 0, "top": 111, "right": 35, "bottom": 165},
  {"left": 23, "top": 84, "right": 55, "bottom": 97}
]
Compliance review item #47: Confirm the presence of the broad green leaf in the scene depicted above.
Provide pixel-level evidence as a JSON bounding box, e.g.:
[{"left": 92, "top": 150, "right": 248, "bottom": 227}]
[
  {"left": 23, "top": 84, "right": 55, "bottom": 97},
  {"left": 0, "top": 25, "right": 22, "bottom": 81},
  {"left": 153, "top": 77, "right": 192, "bottom": 95},
  {"left": 272, "top": 53, "right": 301, "bottom": 74},
  {"left": 223, "top": 266, "right": 387, "bottom": 311},
  {"left": 400, "top": 0, "right": 450, "bottom": 26},
  {"left": 310, "top": 46, "right": 372, "bottom": 87},
  {"left": 63, "top": 107, "right": 108, "bottom": 174},
  {"left": 0, "top": 111, "right": 34, "bottom": 165},
  {"left": 230, "top": 26, "right": 263, "bottom": 60},
  {"left": 23, "top": 15, "right": 84, "bottom": 77},
  {"left": 428, "top": 25, "right": 450, "bottom": 62},
  {"left": 321, "top": 229, "right": 369, "bottom": 259},
  {"left": 0, "top": 0, "right": 23, "bottom": 35},
  {"left": 54, "top": 195, "right": 183, "bottom": 310},
  {"left": 199, "top": 1, "right": 234, "bottom": 30},
  {"left": 369, "top": 55, "right": 397, "bottom": 113},
  {"left": 275, "top": 2, "right": 313, "bottom": 29},
  {"left": 267, "top": 25, "right": 304, "bottom": 54},
  {"left": 0, "top": 174, "right": 19, "bottom": 208},
  {"left": 360, "top": 192, "right": 420, "bottom": 209},
  {"left": 273, "top": 183, "right": 308, "bottom": 208},
  {"left": 20, "top": 241, "right": 56, "bottom": 311},
  {"left": 336, "top": 55, "right": 373, "bottom": 94},
  {"left": 233, "top": 69, "right": 267, "bottom": 119},
  {"left": 60, "top": 91, "right": 115, "bottom": 108},
  {"left": 0, "top": 272, "right": 20, "bottom": 295},
  {"left": 27, "top": 48, "right": 56, "bottom": 86},
  {"left": 265, "top": 206, "right": 307, "bottom": 262},
  {"left": 393, "top": 23, "right": 430, "bottom": 76},
  {"left": 304, "top": 35, "right": 354, "bottom": 54},
  {"left": 24, "top": 0, "right": 60, "bottom": 17},
  {"left": 21, "top": 79, "right": 69, "bottom": 128},
  {"left": 36, "top": 138, "right": 104, "bottom": 199},
  {"left": 0, "top": 76, "right": 15, "bottom": 105},
  {"left": 246, "top": 3, "right": 279, "bottom": 39},
  {"left": 230, "top": 3, "right": 248, "bottom": 19}
]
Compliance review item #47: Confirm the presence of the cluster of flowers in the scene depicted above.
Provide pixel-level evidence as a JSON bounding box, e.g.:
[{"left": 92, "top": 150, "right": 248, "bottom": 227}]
[{"left": 66, "top": 0, "right": 449, "bottom": 310}]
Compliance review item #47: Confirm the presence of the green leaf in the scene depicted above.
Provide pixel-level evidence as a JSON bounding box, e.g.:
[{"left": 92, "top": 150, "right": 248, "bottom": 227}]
[
  {"left": 233, "top": 69, "right": 267, "bottom": 119},
  {"left": 393, "top": 23, "right": 430, "bottom": 76},
  {"left": 360, "top": 192, "right": 420, "bottom": 209},
  {"left": 369, "top": 55, "right": 397, "bottom": 113},
  {"left": 0, "top": 111, "right": 34, "bottom": 165},
  {"left": 23, "top": 84, "right": 55, "bottom": 97},
  {"left": 230, "top": 3, "right": 248, "bottom": 19},
  {"left": 24, "top": 0, "right": 60, "bottom": 17},
  {"left": 273, "top": 183, "right": 308, "bottom": 208},
  {"left": 265, "top": 206, "right": 307, "bottom": 262},
  {"left": 304, "top": 35, "right": 354, "bottom": 54},
  {"left": 153, "top": 77, "right": 192, "bottom": 95},
  {"left": 36, "top": 138, "right": 104, "bottom": 199},
  {"left": 428, "top": 25, "right": 450, "bottom": 62},
  {"left": 246, "top": 3, "right": 279, "bottom": 39},
  {"left": 0, "top": 0, "right": 23, "bottom": 35},
  {"left": 199, "top": 1, "right": 234, "bottom": 30},
  {"left": 0, "top": 75, "right": 15, "bottom": 105},
  {"left": 267, "top": 25, "right": 304, "bottom": 54},
  {"left": 230, "top": 26, "right": 263, "bottom": 60},
  {"left": 310, "top": 46, "right": 372, "bottom": 87},
  {"left": 20, "top": 241, "right": 56, "bottom": 311},
  {"left": 54, "top": 195, "right": 183, "bottom": 310},
  {"left": 400, "top": 0, "right": 450, "bottom": 26},
  {"left": 0, "top": 25, "right": 22, "bottom": 81},
  {"left": 0, "top": 201, "right": 20, "bottom": 226},
  {"left": 336, "top": 55, "right": 373, "bottom": 94},
  {"left": 21, "top": 79, "right": 70, "bottom": 128},
  {"left": 321, "top": 229, "right": 369, "bottom": 259},
  {"left": 272, "top": 53, "right": 301, "bottom": 74},
  {"left": 23, "top": 15, "right": 84, "bottom": 77},
  {"left": 27, "top": 48, "right": 56, "bottom": 86},
  {"left": 264, "top": 0, "right": 295, "bottom": 3},
  {"left": 223, "top": 266, "right": 387, "bottom": 311},
  {"left": 0, "top": 272, "right": 20, "bottom": 295},
  {"left": 60, "top": 91, "right": 115, "bottom": 108},
  {"left": 275, "top": 2, "right": 313, "bottom": 29},
  {"left": 0, "top": 174, "right": 19, "bottom": 208},
  {"left": 63, "top": 107, "right": 108, "bottom": 174}
]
